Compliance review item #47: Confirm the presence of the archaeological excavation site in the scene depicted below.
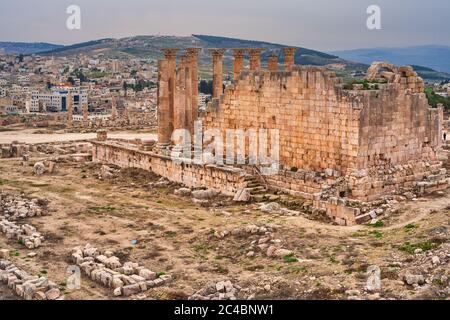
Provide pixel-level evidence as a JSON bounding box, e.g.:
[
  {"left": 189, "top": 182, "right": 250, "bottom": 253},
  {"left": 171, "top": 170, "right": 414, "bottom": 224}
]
[{"left": 0, "top": 47, "right": 449, "bottom": 302}]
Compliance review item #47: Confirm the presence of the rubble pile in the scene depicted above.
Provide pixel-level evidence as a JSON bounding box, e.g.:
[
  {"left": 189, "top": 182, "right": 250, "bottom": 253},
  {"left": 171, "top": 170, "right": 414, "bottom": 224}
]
[
  {"left": 398, "top": 242, "right": 450, "bottom": 297},
  {"left": 71, "top": 244, "right": 172, "bottom": 297},
  {"left": 213, "top": 224, "right": 294, "bottom": 259},
  {"left": 0, "top": 220, "right": 44, "bottom": 249},
  {"left": 0, "top": 259, "right": 64, "bottom": 300},
  {"left": 0, "top": 192, "right": 46, "bottom": 220},
  {"left": 259, "top": 202, "right": 302, "bottom": 216},
  {"left": 189, "top": 280, "right": 242, "bottom": 300},
  {"left": 0, "top": 192, "right": 48, "bottom": 248}
]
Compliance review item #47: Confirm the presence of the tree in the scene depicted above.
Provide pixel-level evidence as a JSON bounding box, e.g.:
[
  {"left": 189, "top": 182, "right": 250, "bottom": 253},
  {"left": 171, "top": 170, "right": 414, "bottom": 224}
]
[
  {"left": 67, "top": 77, "right": 76, "bottom": 85},
  {"left": 425, "top": 87, "right": 450, "bottom": 110},
  {"left": 199, "top": 80, "right": 213, "bottom": 95},
  {"left": 71, "top": 68, "right": 87, "bottom": 83}
]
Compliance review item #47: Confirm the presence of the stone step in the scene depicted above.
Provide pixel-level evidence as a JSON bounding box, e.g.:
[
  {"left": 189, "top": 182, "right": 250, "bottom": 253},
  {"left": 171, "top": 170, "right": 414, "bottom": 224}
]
[
  {"left": 248, "top": 186, "right": 267, "bottom": 194},
  {"left": 246, "top": 182, "right": 260, "bottom": 188},
  {"left": 244, "top": 175, "right": 257, "bottom": 182}
]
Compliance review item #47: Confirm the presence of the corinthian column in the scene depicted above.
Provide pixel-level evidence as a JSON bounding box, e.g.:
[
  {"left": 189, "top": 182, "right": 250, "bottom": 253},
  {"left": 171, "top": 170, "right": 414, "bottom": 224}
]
[
  {"left": 161, "top": 48, "right": 179, "bottom": 142},
  {"left": 66, "top": 92, "right": 73, "bottom": 128},
  {"left": 82, "top": 102, "right": 88, "bottom": 127},
  {"left": 232, "top": 49, "right": 246, "bottom": 81},
  {"left": 186, "top": 48, "right": 201, "bottom": 133},
  {"left": 268, "top": 54, "right": 279, "bottom": 71},
  {"left": 174, "top": 55, "right": 187, "bottom": 131},
  {"left": 209, "top": 48, "right": 226, "bottom": 98},
  {"left": 248, "top": 48, "right": 263, "bottom": 71},
  {"left": 283, "top": 47, "right": 297, "bottom": 71},
  {"left": 157, "top": 59, "right": 171, "bottom": 145}
]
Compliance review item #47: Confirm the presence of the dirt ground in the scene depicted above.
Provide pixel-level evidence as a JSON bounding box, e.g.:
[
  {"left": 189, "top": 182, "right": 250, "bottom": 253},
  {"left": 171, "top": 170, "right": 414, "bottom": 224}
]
[
  {"left": 0, "top": 128, "right": 157, "bottom": 144},
  {"left": 0, "top": 149, "right": 449, "bottom": 300}
]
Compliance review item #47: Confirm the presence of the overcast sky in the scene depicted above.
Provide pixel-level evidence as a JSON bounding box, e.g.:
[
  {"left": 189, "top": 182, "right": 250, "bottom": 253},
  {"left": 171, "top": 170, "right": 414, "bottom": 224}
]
[{"left": 0, "top": 0, "right": 449, "bottom": 51}]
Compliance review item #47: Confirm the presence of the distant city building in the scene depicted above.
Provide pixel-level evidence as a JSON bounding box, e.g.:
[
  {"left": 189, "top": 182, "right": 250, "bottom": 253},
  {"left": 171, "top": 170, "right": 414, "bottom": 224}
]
[
  {"left": 25, "top": 97, "right": 40, "bottom": 113},
  {"left": 31, "top": 85, "right": 88, "bottom": 112},
  {"left": 0, "top": 97, "right": 18, "bottom": 115},
  {"left": 111, "top": 60, "right": 122, "bottom": 73}
]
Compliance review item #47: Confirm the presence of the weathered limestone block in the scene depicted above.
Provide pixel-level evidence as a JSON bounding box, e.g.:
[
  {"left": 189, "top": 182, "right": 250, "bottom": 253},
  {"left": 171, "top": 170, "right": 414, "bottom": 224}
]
[
  {"left": 33, "top": 162, "right": 46, "bottom": 175},
  {"left": 72, "top": 244, "right": 171, "bottom": 296},
  {"left": 0, "top": 259, "right": 64, "bottom": 300}
]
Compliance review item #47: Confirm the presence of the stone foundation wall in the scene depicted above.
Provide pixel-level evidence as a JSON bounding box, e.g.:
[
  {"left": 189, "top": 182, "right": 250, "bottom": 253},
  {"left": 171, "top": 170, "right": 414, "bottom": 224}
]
[
  {"left": 92, "top": 141, "right": 248, "bottom": 196},
  {"left": 203, "top": 67, "right": 360, "bottom": 173},
  {"left": 348, "top": 160, "right": 448, "bottom": 202},
  {"left": 202, "top": 65, "right": 446, "bottom": 201},
  {"left": 264, "top": 169, "right": 335, "bottom": 200}
]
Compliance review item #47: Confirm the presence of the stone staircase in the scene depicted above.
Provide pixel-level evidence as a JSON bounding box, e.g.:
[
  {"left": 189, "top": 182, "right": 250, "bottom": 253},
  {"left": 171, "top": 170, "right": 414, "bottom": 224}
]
[{"left": 244, "top": 174, "right": 267, "bottom": 196}]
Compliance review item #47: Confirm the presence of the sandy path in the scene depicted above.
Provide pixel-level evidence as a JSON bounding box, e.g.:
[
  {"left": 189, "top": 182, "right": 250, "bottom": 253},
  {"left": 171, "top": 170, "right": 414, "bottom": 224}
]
[{"left": 0, "top": 130, "right": 157, "bottom": 144}]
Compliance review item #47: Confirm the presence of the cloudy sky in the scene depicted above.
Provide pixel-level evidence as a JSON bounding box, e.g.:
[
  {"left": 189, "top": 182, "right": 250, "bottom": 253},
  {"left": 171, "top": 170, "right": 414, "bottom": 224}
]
[{"left": 0, "top": 0, "right": 449, "bottom": 51}]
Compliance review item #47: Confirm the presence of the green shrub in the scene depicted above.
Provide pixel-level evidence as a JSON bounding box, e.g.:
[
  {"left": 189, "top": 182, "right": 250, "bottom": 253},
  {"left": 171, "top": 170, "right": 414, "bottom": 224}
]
[{"left": 283, "top": 253, "right": 298, "bottom": 263}]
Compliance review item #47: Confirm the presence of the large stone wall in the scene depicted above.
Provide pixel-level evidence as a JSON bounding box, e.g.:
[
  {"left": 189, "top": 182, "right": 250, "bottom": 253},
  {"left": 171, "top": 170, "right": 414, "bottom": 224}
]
[
  {"left": 203, "top": 67, "right": 360, "bottom": 173},
  {"left": 92, "top": 141, "right": 248, "bottom": 196},
  {"left": 202, "top": 65, "right": 447, "bottom": 202},
  {"left": 203, "top": 66, "right": 442, "bottom": 174}
]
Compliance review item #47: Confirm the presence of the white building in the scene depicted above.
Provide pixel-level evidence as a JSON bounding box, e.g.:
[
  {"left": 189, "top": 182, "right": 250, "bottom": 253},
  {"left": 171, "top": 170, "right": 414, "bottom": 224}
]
[
  {"left": 0, "top": 87, "right": 6, "bottom": 98},
  {"left": 17, "top": 75, "right": 30, "bottom": 85},
  {"left": 25, "top": 98, "right": 40, "bottom": 113},
  {"left": 0, "top": 105, "right": 19, "bottom": 115},
  {"left": 32, "top": 86, "right": 88, "bottom": 113}
]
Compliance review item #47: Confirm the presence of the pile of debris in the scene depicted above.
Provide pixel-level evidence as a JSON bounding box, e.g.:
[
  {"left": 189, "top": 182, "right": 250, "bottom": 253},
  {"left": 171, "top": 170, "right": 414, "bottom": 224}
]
[
  {"left": 0, "top": 259, "right": 64, "bottom": 300},
  {"left": 0, "top": 192, "right": 46, "bottom": 220},
  {"left": 213, "top": 224, "right": 294, "bottom": 259},
  {"left": 0, "top": 220, "right": 44, "bottom": 249},
  {"left": 189, "top": 280, "right": 242, "bottom": 300},
  {"left": 259, "top": 202, "right": 302, "bottom": 216},
  {"left": 0, "top": 192, "right": 47, "bottom": 249},
  {"left": 0, "top": 142, "right": 29, "bottom": 159},
  {"left": 98, "top": 165, "right": 120, "bottom": 180},
  {"left": 398, "top": 242, "right": 450, "bottom": 297},
  {"left": 71, "top": 244, "right": 172, "bottom": 297}
]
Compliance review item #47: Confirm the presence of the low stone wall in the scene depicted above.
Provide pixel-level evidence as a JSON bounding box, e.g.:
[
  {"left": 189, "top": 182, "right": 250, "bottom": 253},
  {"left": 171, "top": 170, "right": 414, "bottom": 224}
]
[
  {"left": 0, "top": 192, "right": 48, "bottom": 248},
  {"left": 92, "top": 141, "right": 248, "bottom": 196},
  {"left": 313, "top": 199, "right": 361, "bottom": 226},
  {"left": 264, "top": 169, "right": 335, "bottom": 200},
  {"left": 71, "top": 244, "right": 172, "bottom": 297},
  {"left": 0, "top": 259, "right": 64, "bottom": 300},
  {"left": 348, "top": 160, "right": 448, "bottom": 201},
  {"left": 0, "top": 220, "right": 44, "bottom": 249}
]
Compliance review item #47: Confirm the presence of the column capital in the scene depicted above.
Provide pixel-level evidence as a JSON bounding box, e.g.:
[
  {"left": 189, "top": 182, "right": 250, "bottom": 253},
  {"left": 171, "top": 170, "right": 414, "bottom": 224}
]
[
  {"left": 248, "top": 48, "right": 264, "bottom": 56},
  {"left": 186, "top": 48, "right": 201, "bottom": 58},
  {"left": 232, "top": 48, "right": 247, "bottom": 58},
  {"left": 162, "top": 48, "right": 179, "bottom": 60},
  {"left": 209, "top": 48, "right": 227, "bottom": 57},
  {"left": 282, "top": 47, "right": 297, "bottom": 56}
]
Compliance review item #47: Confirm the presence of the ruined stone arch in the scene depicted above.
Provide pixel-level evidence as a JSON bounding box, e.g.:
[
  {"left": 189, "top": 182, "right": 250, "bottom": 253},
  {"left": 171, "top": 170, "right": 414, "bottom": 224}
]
[{"left": 365, "top": 62, "right": 399, "bottom": 82}]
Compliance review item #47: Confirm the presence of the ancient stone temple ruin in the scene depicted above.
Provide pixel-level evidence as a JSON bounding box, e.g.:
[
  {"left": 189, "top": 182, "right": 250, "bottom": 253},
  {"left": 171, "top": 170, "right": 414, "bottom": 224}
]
[{"left": 92, "top": 47, "right": 448, "bottom": 226}]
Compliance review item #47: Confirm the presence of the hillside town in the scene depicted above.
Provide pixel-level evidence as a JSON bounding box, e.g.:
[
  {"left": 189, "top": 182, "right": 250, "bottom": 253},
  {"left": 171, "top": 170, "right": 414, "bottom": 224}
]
[{"left": 0, "top": 51, "right": 213, "bottom": 128}]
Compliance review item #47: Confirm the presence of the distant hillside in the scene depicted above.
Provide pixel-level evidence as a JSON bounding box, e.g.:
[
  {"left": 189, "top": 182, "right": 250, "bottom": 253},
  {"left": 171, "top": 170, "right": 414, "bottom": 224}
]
[
  {"left": 39, "top": 34, "right": 367, "bottom": 71},
  {"left": 410, "top": 65, "right": 450, "bottom": 81},
  {"left": 331, "top": 45, "right": 450, "bottom": 73},
  {"left": 0, "top": 42, "right": 63, "bottom": 54},
  {"left": 39, "top": 39, "right": 113, "bottom": 55}
]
